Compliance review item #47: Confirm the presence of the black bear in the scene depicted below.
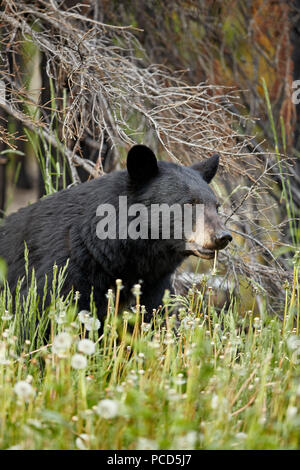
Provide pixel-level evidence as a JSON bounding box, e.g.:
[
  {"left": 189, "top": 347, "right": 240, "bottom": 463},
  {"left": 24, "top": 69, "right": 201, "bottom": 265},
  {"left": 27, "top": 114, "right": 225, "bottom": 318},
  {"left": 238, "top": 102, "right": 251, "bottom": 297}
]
[{"left": 0, "top": 145, "right": 232, "bottom": 320}]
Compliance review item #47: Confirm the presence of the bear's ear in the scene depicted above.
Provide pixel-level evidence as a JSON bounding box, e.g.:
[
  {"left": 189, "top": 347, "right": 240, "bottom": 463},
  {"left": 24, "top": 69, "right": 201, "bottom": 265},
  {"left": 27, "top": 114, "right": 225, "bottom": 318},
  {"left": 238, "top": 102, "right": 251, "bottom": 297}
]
[
  {"left": 190, "top": 154, "right": 219, "bottom": 183},
  {"left": 127, "top": 145, "right": 158, "bottom": 182}
]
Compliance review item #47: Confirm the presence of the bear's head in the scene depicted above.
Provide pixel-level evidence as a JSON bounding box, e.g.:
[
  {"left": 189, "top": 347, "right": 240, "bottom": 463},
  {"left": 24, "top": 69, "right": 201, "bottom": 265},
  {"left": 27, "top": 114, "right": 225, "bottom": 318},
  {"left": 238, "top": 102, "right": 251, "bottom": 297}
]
[{"left": 125, "top": 144, "right": 232, "bottom": 259}]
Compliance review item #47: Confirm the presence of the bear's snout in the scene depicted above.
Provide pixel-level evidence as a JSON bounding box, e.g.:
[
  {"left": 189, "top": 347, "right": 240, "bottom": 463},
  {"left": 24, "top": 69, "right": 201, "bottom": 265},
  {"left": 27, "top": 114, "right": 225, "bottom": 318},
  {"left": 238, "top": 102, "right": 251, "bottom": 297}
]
[{"left": 213, "top": 230, "right": 232, "bottom": 250}]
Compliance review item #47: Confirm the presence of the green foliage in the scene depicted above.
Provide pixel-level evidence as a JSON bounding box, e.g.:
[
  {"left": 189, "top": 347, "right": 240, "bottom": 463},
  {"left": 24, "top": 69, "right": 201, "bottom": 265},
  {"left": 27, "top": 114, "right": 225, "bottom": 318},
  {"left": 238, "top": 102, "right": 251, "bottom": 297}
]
[
  {"left": 0, "top": 264, "right": 299, "bottom": 450},
  {"left": 0, "top": 258, "right": 7, "bottom": 285}
]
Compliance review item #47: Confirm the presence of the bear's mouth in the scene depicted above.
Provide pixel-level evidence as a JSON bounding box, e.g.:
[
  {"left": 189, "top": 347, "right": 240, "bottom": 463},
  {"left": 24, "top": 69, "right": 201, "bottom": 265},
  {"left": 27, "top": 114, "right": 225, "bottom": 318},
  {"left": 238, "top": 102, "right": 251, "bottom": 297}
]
[{"left": 184, "top": 242, "right": 216, "bottom": 260}]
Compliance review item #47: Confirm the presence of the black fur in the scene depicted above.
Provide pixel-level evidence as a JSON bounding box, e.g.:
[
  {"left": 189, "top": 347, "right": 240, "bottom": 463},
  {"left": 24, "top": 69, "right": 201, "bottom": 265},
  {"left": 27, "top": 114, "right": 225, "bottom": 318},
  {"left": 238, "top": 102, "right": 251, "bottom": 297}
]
[{"left": 0, "top": 146, "right": 222, "bottom": 322}]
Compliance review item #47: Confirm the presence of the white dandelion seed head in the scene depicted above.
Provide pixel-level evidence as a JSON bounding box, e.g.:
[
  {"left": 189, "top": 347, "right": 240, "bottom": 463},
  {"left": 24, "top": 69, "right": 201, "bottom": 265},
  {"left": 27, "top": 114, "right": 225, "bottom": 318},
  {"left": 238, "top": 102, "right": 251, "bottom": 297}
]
[
  {"left": 287, "top": 406, "right": 298, "bottom": 420},
  {"left": 7, "top": 444, "right": 23, "bottom": 450},
  {"left": 173, "top": 431, "right": 198, "bottom": 450},
  {"left": 175, "top": 374, "right": 186, "bottom": 386},
  {"left": 78, "top": 310, "right": 91, "bottom": 324},
  {"left": 14, "top": 381, "right": 35, "bottom": 402},
  {"left": 84, "top": 317, "right": 101, "bottom": 331},
  {"left": 96, "top": 399, "right": 119, "bottom": 419},
  {"left": 132, "top": 284, "right": 141, "bottom": 297},
  {"left": 287, "top": 336, "right": 300, "bottom": 351},
  {"left": 1, "top": 310, "right": 13, "bottom": 321},
  {"left": 136, "top": 437, "right": 158, "bottom": 450},
  {"left": 55, "top": 311, "right": 67, "bottom": 325},
  {"left": 52, "top": 332, "right": 72, "bottom": 354},
  {"left": 74, "top": 291, "right": 81, "bottom": 301},
  {"left": 0, "top": 341, "right": 10, "bottom": 365},
  {"left": 142, "top": 322, "right": 151, "bottom": 332},
  {"left": 75, "top": 434, "right": 90, "bottom": 450},
  {"left": 211, "top": 394, "right": 219, "bottom": 410},
  {"left": 78, "top": 339, "right": 95, "bottom": 355},
  {"left": 71, "top": 353, "right": 87, "bottom": 369}
]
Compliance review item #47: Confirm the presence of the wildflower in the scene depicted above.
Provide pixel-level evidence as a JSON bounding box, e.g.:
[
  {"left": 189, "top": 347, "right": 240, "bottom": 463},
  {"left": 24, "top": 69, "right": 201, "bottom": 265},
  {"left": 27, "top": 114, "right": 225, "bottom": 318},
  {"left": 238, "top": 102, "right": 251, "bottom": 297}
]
[
  {"left": 14, "top": 381, "right": 35, "bottom": 402},
  {"left": 76, "top": 434, "right": 90, "bottom": 450},
  {"left": 55, "top": 311, "right": 66, "bottom": 324},
  {"left": 78, "top": 339, "right": 95, "bottom": 355},
  {"left": 287, "top": 336, "right": 300, "bottom": 351},
  {"left": 96, "top": 399, "right": 119, "bottom": 419},
  {"left": 132, "top": 284, "right": 141, "bottom": 297},
  {"left": 105, "top": 289, "right": 114, "bottom": 300},
  {"left": 0, "top": 341, "right": 10, "bottom": 365},
  {"left": 1, "top": 311, "right": 12, "bottom": 321},
  {"left": 27, "top": 419, "right": 43, "bottom": 429},
  {"left": 164, "top": 333, "right": 175, "bottom": 345},
  {"left": 174, "top": 431, "right": 197, "bottom": 450},
  {"left": 7, "top": 444, "right": 23, "bottom": 450},
  {"left": 74, "top": 291, "right": 81, "bottom": 301},
  {"left": 136, "top": 437, "right": 158, "bottom": 450},
  {"left": 52, "top": 332, "right": 72, "bottom": 355},
  {"left": 175, "top": 373, "right": 186, "bottom": 386},
  {"left": 286, "top": 406, "right": 298, "bottom": 420},
  {"left": 168, "top": 388, "right": 180, "bottom": 401},
  {"left": 211, "top": 394, "right": 219, "bottom": 410},
  {"left": 78, "top": 310, "right": 91, "bottom": 324},
  {"left": 71, "top": 353, "right": 87, "bottom": 369},
  {"left": 85, "top": 317, "right": 101, "bottom": 331},
  {"left": 116, "top": 279, "right": 124, "bottom": 289}
]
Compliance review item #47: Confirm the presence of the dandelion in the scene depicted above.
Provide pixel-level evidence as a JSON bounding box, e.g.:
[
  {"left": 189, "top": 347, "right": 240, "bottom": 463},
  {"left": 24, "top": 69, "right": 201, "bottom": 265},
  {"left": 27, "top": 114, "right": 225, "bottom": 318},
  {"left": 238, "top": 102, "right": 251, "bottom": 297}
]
[
  {"left": 96, "top": 399, "right": 119, "bottom": 419},
  {"left": 85, "top": 317, "right": 101, "bottom": 331},
  {"left": 78, "top": 310, "right": 91, "bottom": 324},
  {"left": 52, "top": 332, "right": 72, "bottom": 355},
  {"left": 211, "top": 394, "right": 219, "bottom": 409},
  {"left": 116, "top": 279, "right": 124, "bottom": 289},
  {"left": 74, "top": 291, "right": 81, "bottom": 301},
  {"left": 175, "top": 373, "right": 186, "bottom": 386},
  {"left": 174, "top": 431, "right": 198, "bottom": 450},
  {"left": 76, "top": 434, "right": 90, "bottom": 450},
  {"left": 286, "top": 406, "right": 298, "bottom": 420},
  {"left": 14, "top": 381, "right": 35, "bottom": 402},
  {"left": 287, "top": 336, "right": 300, "bottom": 351},
  {"left": 132, "top": 284, "right": 141, "bottom": 297},
  {"left": 27, "top": 419, "right": 43, "bottom": 429},
  {"left": 55, "top": 311, "right": 66, "bottom": 324},
  {"left": 71, "top": 353, "right": 87, "bottom": 369},
  {"left": 0, "top": 341, "right": 10, "bottom": 365},
  {"left": 1, "top": 311, "right": 12, "bottom": 321},
  {"left": 78, "top": 339, "right": 95, "bottom": 355},
  {"left": 164, "top": 333, "right": 175, "bottom": 345},
  {"left": 7, "top": 444, "right": 23, "bottom": 450},
  {"left": 168, "top": 389, "right": 180, "bottom": 401},
  {"left": 136, "top": 437, "right": 158, "bottom": 450},
  {"left": 105, "top": 288, "right": 114, "bottom": 300}
]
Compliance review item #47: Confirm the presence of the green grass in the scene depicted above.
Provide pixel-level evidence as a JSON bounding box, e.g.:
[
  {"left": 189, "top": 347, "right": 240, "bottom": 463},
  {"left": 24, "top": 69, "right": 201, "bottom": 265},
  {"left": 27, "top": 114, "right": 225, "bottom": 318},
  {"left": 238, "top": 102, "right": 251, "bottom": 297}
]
[{"left": 0, "top": 256, "right": 299, "bottom": 451}]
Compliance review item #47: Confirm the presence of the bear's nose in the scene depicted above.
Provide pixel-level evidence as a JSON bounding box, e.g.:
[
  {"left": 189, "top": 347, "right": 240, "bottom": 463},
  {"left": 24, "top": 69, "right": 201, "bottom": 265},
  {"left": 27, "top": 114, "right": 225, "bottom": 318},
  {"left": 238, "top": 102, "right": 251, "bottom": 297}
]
[{"left": 214, "top": 230, "right": 232, "bottom": 249}]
